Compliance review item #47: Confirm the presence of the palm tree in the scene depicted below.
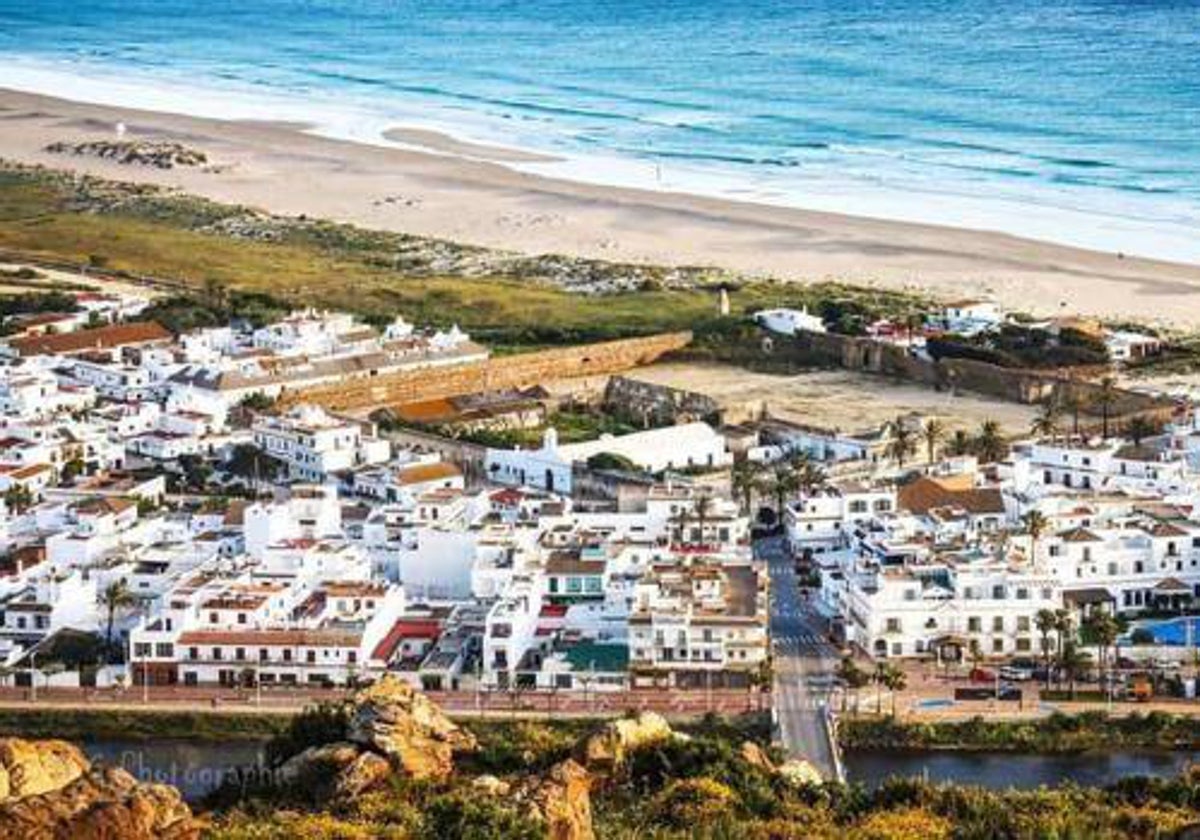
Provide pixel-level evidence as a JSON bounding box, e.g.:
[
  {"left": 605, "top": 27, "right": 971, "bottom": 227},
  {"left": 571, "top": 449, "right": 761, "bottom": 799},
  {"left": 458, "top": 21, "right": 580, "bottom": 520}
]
[
  {"left": 769, "top": 463, "right": 801, "bottom": 520},
  {"left": 1125, "top": 415, "right": 1158, "bottom": 446},
  {"left": 1094, "top": 376, "right": 1119, "bottom": 439},
  {"left": 1062, "top": 392, "right": 1085, "bottom": 438},
  {"left": 881, "top": 663, "right": 907, "bottom": 717},
  {"left": 1030, "top": 400, "right": 1061, "bottom": 441},
  {"left": 1052, "top": 608, "right": 1074, "bottom": 685},
  {"left": 884, "top": 416, "right": 918, "bottom": 468},
  {"left": 921, "top": 418, "right": 946, "bottom": 467},
  {"left": 1022, "top": 510, "right": 1049, "bottom": 566},
  {"left": 1057, "top": 641, "right": 1092, "bottom": 699},
  {"left": 730, "top": 459, "right": 761, "bottom": 515},
  {"left": 947, "top": 429, "right": 972, "bottom": 457},
  {"left": 973, "top": 420, "right": 1007, "bottom": 463},
  {"left": 1035, "top": 608, "right": 1058, "bottom": 689},
  {"left": 836, "top": 656, "right": 870, "bottom": 714},
  {"left": 1082, "top": 609, "right": 1120, "bottom": 687},
  {"left": 99, "top": 579, "right": 138, "bottom": 664},
  {"left": 794, "top": 458, "right": 827, "bottom": 496}
]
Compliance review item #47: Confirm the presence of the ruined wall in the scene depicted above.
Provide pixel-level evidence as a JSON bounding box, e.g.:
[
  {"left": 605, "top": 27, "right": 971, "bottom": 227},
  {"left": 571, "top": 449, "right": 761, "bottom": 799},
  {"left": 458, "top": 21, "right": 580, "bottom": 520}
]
[
  {"left": 602, "top": 375, "right": 721, "bottom": 427},
  {"left": 278, "top": 332, "right": 693, "bottom": 412},
  {"left": 757, "top": 330, "right": 1170, "bottom": 421}
]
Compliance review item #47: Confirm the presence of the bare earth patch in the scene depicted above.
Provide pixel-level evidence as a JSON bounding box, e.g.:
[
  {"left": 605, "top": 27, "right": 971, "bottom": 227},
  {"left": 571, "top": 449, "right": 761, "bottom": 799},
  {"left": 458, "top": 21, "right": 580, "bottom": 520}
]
[{"left": 629, "top": 362, "right": 1040, "bottom": 436}]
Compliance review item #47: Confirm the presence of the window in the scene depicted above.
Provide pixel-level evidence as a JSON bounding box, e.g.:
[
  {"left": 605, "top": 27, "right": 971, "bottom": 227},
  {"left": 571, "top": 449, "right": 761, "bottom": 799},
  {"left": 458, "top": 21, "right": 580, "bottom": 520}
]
[
  {"left": 992, "top": 638, "right": 1004, "bottom": 653},
  {"left": 188, "top": 647, "right": 198, "bottom": 660},
  {"left": 968, "top": 617, "right": 981, "bottom": 632},
  {"left": 1016, "top": 588, "right": 1029, "bottom": 600},
  {"left": 1017, "top": 616, "right": 1030, "bottom": 632},
  {"left": 992, "top": 616, "right": 1004, "bottom": 632},
  {"left": 235, "top": 647, "right": 246, "bottom": 661},
  {"left": 992, "top": 585, "right": 1005, "bottom": 600},
  {"left": 212, "top": 647, "right": 223, "bottom": 661},
  {"left": 886, "top": 618, "right": 901, "bottom": 633},
  {"left": 283, "top": 649, "right": 292, "bottom": 662}
]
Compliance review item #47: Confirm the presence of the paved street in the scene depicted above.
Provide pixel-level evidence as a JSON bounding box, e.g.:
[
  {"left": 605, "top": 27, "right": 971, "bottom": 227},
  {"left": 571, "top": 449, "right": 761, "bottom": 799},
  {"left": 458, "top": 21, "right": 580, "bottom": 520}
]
[{"left": 759, "top": 536, "right": 842, "bottom": 779}]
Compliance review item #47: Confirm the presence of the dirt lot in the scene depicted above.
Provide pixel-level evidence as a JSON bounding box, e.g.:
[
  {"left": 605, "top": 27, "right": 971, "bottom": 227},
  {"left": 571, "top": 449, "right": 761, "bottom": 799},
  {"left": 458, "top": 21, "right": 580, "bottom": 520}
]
[{"left": 629, "top": 362, "right": 1040, "bottom": 436}]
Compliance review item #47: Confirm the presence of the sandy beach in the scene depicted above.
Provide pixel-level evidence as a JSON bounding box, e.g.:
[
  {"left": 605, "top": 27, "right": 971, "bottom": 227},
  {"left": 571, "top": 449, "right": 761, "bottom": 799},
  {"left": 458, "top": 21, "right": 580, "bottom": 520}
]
[{"left": 1, "top": 88, "right": 1199, "bottom": 328}]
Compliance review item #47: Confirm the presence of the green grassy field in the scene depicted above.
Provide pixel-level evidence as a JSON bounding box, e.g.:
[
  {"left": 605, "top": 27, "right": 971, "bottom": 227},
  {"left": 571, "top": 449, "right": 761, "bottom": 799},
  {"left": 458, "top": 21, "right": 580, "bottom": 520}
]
[{"left": 0, "top": 163, "right": 932, "bottom": 348}]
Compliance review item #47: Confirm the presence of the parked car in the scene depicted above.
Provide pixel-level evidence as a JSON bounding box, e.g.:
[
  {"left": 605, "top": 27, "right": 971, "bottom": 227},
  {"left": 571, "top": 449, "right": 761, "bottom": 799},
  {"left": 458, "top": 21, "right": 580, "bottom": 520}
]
[
  {"left": 969, "top": 667, "right": 996, "bottom": 683},
  {"left": 999, "top": 665, "right": 1034, "bottom": 682}
]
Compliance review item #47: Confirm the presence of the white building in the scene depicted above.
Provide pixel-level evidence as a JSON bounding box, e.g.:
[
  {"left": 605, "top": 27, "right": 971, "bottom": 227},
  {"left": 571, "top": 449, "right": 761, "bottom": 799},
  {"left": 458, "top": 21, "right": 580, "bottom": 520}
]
[{"left": 253, "top": 404, "right": 390, "bottom": 482}]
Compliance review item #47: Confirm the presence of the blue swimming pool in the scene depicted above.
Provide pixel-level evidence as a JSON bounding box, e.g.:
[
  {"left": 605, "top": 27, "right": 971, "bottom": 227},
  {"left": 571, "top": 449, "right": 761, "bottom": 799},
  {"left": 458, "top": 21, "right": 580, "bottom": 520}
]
[{"left": 1128, "top": 617, "right": 1200, "bottom": 647}]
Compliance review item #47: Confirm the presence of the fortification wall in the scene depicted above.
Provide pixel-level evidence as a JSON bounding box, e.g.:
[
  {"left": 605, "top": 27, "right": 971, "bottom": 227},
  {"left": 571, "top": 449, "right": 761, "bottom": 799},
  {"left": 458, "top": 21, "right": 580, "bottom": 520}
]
[
  {"left": 756, "top": 330, "right": 1170, "bottom": 423},
  {"left": 278, "top": 331, "right": 692, "bottom": 412}
]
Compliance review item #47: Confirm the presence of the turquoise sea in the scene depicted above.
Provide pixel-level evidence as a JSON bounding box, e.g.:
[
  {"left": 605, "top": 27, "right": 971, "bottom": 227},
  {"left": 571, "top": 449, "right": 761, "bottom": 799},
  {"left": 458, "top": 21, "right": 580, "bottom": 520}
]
[{"left": 1, "top": 0, "right": 1198, "bottom": 260}]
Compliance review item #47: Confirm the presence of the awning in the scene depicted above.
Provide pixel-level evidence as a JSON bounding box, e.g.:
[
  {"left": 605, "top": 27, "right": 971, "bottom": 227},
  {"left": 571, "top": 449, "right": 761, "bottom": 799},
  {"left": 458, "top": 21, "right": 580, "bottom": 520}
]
[
  {"left": 1064, "top": 588, "right": 1115, "bottom": 605},
  {"left": 1154, "top": 577, "right": 1193, "bottom": 595}
]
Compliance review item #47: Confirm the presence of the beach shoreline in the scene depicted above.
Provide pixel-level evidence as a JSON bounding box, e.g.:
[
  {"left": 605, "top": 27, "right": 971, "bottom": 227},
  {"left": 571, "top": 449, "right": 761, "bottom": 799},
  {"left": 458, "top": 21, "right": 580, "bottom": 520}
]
[{"left": 1, "top": 87, "right": 1199, "bottom": 327}]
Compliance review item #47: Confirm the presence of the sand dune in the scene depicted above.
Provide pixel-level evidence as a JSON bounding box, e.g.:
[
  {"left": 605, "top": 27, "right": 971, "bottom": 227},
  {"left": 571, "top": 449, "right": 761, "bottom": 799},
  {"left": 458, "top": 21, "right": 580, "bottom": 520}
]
[{"left": 1, "top": 87, "right": 1198, "bottom": 328}]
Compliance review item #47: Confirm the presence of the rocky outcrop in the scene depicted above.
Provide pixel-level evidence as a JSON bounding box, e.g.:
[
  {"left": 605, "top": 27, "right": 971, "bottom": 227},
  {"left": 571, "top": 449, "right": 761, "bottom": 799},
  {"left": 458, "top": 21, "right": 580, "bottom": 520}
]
[
  {"left": 44, "top": 140, "right": 208, "bottom": 169},
  {"left": 332, "top": 751, "right": 393, "bottom": 801},
  {"left": 346, "top": 676, "right": 476, "bottom": 780},
  {"left": 0, "top": 738, "right": 89, "bottom": 802},
  {"left": 511, "top": 759, "right": 594, "bottom": 840},
  {"left": 0, "top": 764, "right": 201, "bottom": 840},
  {"left": 577, "top": 712, "right": 675, "bottom": 773}
]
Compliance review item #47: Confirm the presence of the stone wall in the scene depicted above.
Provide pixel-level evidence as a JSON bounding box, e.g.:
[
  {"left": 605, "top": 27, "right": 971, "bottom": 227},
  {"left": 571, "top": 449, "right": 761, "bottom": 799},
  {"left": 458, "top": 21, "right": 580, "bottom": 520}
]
[
  {"left": 602, "top": 375, "right": 720, "bottom": 427},
  {"left": 278, "top": 332, "right": 693, "bottom": 413},
  {"left": 757, "top": 330, "right": 1172, "bottom": 424}
]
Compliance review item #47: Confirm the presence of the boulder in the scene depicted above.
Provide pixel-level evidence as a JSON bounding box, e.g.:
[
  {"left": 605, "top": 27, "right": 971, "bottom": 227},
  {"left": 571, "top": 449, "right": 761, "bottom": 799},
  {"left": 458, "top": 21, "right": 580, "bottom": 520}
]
[
  {"left": 276, "top": 741, "right": 361, "bottom": 787},
  {"left": 0, "top": 765, "right": 201, "bottom": 840},
  {"left": 512, "top": 759, "right": 594, "bottom": 840},
  {"left": 331, "top": 751, "right": 392, "bottom": 801},
  {"left": 0, "top": 738, "right": 90, "bottom": 802},
  {"left": 346, "top": 676, "right": 476, "bottom": 780},
  {"left": 577, "top": 712, "right": 674, "bottom": 772}
]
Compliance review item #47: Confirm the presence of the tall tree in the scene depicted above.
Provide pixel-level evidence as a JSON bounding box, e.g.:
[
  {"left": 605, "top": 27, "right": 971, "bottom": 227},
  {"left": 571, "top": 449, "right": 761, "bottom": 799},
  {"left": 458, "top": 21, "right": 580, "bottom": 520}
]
[
  {"left": 1035, "top": 608, "right": 1058, "bottom": 689},
  {"left": 730, "top": 459, "right": 761, "bottom": 515},
  {"left": 836, "top": 656, "right": 871, "bottom": 714},
  {"left": 1094, "top": 376, "right": 1119, "bottom": 439},
  {"left": 947, "top": 429, "right": 972, "bottom": 457},
  {"left": 1022, "top": 510, "right": 1049, "bottom": 567},
  {"left": 1062, "top": 392, "right": 1085, "bottom": 438},
  {"left": 1125, "top": 415, "right": 1158, "bottom": 446},
  {"left": 99, "top": 579, "right": 138, "bottom": 664},
  {"left": 1030, "top": 400, "right": 1061, "bottom": 441},
  {"left": 973, "top": 420, "right": 1008, "bottom": 463},
  {"left": 769, "top": 463, "right": 801, "bottom": 520},
  {"left": 884, "top": 416, "right": 918, "bottom": 468},
  {"left": 921, "top": 417, "right": 946, "bottom": 466},
  {"left": 1057, "top": 641, "right": 1092, "bottom": 699}
]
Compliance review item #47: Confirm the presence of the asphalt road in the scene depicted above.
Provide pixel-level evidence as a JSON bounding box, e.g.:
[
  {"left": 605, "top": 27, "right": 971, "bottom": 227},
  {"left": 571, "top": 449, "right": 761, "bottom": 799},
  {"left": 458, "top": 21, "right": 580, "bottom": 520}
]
[{"left": 759, "top": 536, "right": 842, "bottom": 779}]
